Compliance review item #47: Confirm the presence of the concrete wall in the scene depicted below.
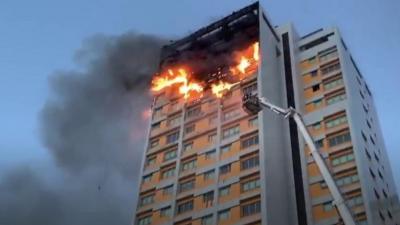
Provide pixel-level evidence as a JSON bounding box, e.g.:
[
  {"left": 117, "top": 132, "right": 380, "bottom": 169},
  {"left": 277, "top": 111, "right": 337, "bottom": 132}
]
[
  {"left": 337, "top": 29, "right": 400, "bottom": 224},
  {"left": 258, "top": 7, "right": 298, "bottom": 225}
]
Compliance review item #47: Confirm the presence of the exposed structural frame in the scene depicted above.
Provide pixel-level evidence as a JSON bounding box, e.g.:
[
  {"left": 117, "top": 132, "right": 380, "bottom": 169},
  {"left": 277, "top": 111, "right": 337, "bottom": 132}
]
[{"left": 242, "top": 94, "right": 357, "bottom": 225}]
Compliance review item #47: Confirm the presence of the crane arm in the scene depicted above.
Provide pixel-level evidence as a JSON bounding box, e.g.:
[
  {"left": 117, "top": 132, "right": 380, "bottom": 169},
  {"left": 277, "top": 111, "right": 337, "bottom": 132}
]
[{"left": 242, "top": 94, "right": 356, "bottom": 225}]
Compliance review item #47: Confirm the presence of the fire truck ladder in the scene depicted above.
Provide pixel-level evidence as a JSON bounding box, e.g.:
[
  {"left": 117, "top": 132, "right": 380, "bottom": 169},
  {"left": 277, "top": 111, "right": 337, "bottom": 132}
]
[{"left": 242, "top": 93, "right": 357, "bottom": 225}]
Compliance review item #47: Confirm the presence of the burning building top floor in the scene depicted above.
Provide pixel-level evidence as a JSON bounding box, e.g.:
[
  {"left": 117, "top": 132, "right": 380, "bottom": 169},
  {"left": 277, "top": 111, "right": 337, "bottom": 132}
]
[{"left": 151, "top": 2, "right": 261, "bottom": 100}]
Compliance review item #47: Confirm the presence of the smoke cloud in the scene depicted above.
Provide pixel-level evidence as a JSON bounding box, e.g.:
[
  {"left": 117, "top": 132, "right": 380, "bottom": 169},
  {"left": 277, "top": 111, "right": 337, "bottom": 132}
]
[{"left": 0, "top": 32, "right": 166, "bottom": 225}]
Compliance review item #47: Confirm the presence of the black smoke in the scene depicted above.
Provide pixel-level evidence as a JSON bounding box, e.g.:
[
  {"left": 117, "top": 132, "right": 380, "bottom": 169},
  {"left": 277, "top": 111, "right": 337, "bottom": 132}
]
[{"left": 0, "top": 32, "right": 166, "bottom": 225}]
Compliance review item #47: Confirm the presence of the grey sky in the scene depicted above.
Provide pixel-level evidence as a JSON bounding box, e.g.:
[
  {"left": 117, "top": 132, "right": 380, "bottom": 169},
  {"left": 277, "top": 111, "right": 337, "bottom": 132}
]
[{"left": 0, "top": 0, "right": 399, "bottom": 189}]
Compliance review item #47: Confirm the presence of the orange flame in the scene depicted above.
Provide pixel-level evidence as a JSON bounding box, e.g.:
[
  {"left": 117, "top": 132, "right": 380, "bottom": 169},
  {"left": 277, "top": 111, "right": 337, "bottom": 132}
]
[
  {"left": 151, "top": 69, "right": 186, "bottom": 91},
  {"left": 179, "top": 82, "right": 203, "bottom": 98},
  {"left": 253, "top": 42, "right": 259, "bottom": 61},
  {"left": 151, "top": 41, "right": 260, "bottom": 99},
  {"left": 211, "top": 81, "right": 235, "bottom": 98},
  {"left": 151, "top": 68, "right": 203, "bottom": 99},
  {"left": 237, "top": 56, "right": 251, "bottom": 74},
  {"left": 233, "top": 41, "right": 260, "bottom": 75}
]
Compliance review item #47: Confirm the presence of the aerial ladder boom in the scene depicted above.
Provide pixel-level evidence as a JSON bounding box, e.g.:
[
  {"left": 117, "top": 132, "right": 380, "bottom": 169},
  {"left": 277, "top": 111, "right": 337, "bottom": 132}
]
[{"left": 242, "top": 94, "right": 356, "bottom": 225}]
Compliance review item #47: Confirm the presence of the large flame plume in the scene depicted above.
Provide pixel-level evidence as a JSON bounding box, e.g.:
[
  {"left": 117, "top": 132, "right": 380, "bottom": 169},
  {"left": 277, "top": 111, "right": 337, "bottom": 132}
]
[
  {"left": 151, "top": 41, "right": 260, "bottom": 99},
  {"left": 151, "top": 68, "right": 203, "bottom": 99}
]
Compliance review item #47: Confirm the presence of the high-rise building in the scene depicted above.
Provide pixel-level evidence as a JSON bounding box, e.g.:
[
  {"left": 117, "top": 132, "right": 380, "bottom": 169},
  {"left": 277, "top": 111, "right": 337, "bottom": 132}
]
[{"left": 133, "top": 3, "right": 399, "bottom": 225}]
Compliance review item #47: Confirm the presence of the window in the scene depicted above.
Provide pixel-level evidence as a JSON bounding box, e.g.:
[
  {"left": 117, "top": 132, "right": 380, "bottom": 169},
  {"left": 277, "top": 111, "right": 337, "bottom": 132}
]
[
  {"left": 205, "top": 150, "right": 216, "bottom": 160},
  {"left": 152, "top": 122, "right": 161, "bottom": 129},
  {"left": 369, "top": 168, "right": 376, "bottom": 179},
  {"left": 166, "top": 132, "right": 179, "bottom": 144},
  {"left": 163, "top": 185, "right": 173, "bottom": 195},
  {"left": 382, "top": 189, "right": 388, "bottom": 199},
  {"left": 177, "top": 200, "right": 193, "bottom": 214},
  {"left": 312, "top": 84, "right": 320, "bottom": 92},
  {"left": 312, "top": 122, "right": 321, "bottom": 130},
  {"left": 321, "top": 174, "right": 359, "bottom": 188},
  {"left": 137, "top": 215, "right": 152, "bottom": 225},
  {"left": 181, "top": 159, "right": 197, "bottom": 172},
  {"left": 321, "top": 62, "right": 340, "bottom": 75},
  {"left": 153, "top": 106, "right": 163, "bottom": 118},
  {"left": 374, "top": 152, "right": 380, "bottom": 162},
  {"left": 299, "top": 32, "right": 334, "bottom": 51},
  {"left": 142, "top": 174, "right": 152, "bottom": 183},
  {"left": 370, "top": 136, "right": 376, "bottom": 145},
  {"left": 208, "top": 133, "right": 217, "bottom": 143},
  {"left": 325, "top": 114, "right": 347, "bottom": 128},
  {"left": 179, "top": 180, "right": 195, "bottom": 193},
  {"left": 387, "top": 210, "right": 393, "bottom": 219},
  {"left": 308, "top": 56, "right": 316, "bottom": 64},
  {"left": 223, "top": 108, "right": 241, "bottom": 121},
  {"left": 378, "top": 170, "right": 384, "bottom": 180},
  {"left": 220, "top": 144, "right": 231, "bottom": 154},
  {"left": 219, "top": 185, "right": 230, "bottom": 196},
  {"left": 324, "top": 77, "right": 343, "bottom": 90},
  {"left": 241, "top": 135, "right": 259, "bottom": 149},
  {"left": 203, "top": 191, "right": 214, "bottom": 206},
  {"left": 185, "top": 124, "right": 195, "bottom": 134},
  {"left": 313, "top": 99, "right": 323, "bottom": 107},
  {"left": 315, "top": 139, "right": 324, "bottom": 148},
  {"left": 366, "top": 120, "right": 372, "bottom": 129},
  {"left": 241, "top": 155, "right": 259, "bottom": 170},
  {"left": 323, "top": 202, "right": 333, "bottom": 211},
  {"left": 201, "top": 214, "right": 213, "bottom": 225},
  {"left": 326, "top": 92, "right": 346, "bottom": 105},
  {"left": 336, "top": 174, "right": 358, "bottom": 187},
  {"left": 310, "top": 70, "right": 318, "bottom": 77},
  {"left": 243, "top": 82, "right": 257, "bottom": 94},
  {"left": 146, "top": 156, "right": 156, "bottom": 166},
  {"left": 222, "top": 125, "right": 240, "bottom": 139},
  {"left": 218, "top": 209, "right": 230, "bottom": 221},
  {"left": 361, "top": 131, "right": 367, "bottom": 142},
  {"left": 347, "top": 195, "right": 363, "bottom": 207},
  {"left": 248, "top": 117, "right": 258, "bottom": 127},
  {"left": 365, "top": 148, "right": 371, "bottom": 160},
  {"left": 161, "top": 167, "right": 175, "bottom": 179},
  {"left": 328, "top": 132, "right": 351, "bottom": 146},
  {"left": 379, "top": 211, "right": 385, "bottom": 222},
  {"left": 186, "top": 106, "right": 201, "bottom": 118},
  {"left": 319, "top": 47, "right": 338, "bottom": 62},
  {"left": 357, "top": 220, "right": 367, "bottom": 225},
  {"left": 241, "top": 201, "right": 261, "bottom": 217},
  {"left": 204, "top": 170, "right": 215, "bottom": 180},
  {"left": 362, "top": 104, "right": 369, "bottom": 113},
  {"left": 160, "top": 206, "right": 171, "bottom": 217},
  {"left": 164, "top": 149, "right": 177, "bottom": 161},
  {"left": 183, "top": 142, "right": 193, "bottom": 152},
  {"left": 242, "top": 178, "right": 260, "bottom": 192},
  {"left": 331, "top": 153, "right": 354, "bottom": 166},
  {"left": 359, "top": 90, "right": 365, "bottom": 99},
  {"left": 356, "top": 76, "right": 362, "bottom": 85},
  {"left": 150, "top": 139, "right": 159, "bottom": 148},
  {"left": 140, "top": 194, "right": 154, "bottom": 206},
  {"left": 167, "top": 116, "right": 181, "bottom": 127},
  {"left": 220, "top": 164, "right": 231, "bottom": 175}
]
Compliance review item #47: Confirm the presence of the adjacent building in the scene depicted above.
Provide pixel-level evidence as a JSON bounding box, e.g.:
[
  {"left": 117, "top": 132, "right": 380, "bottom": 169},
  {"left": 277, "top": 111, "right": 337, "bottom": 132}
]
[{"left": 133, "top": 2, "right": 399, "bottom": 225}]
